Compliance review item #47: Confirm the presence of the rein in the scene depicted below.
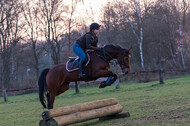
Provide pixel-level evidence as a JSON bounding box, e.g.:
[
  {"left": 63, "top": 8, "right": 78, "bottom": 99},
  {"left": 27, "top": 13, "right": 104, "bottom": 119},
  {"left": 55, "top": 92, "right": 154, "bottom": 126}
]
[
  {"left": 94, "top": 48, "right": 116, "bottom": 63},
  {"left": 93, "top": 48, "right": 112, "bottom": 63},
  {"left": 101, "top": 48, "right": 113, "bottom": 62},
  {"left": 94, "top": 53, "right": 108, "bottom": 63},
  {"left": 94, "top": 47, "right": 129, "bottom": 68},
  {"left": 103, "top": 48, "right": 130, "bottom": 69}
]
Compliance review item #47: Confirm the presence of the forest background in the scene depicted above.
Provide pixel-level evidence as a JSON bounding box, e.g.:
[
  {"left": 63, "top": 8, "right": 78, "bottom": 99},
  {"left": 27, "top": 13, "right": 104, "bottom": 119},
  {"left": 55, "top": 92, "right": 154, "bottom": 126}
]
[{"left": 0, "top": 0, "right": 190, "bottom": 89}]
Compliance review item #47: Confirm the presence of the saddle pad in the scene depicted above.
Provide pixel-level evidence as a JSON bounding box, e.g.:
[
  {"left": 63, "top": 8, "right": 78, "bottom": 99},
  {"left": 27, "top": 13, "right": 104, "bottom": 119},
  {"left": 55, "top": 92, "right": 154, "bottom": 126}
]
[{"left": 66, "top": 54, "right": 90, "bottom": 72}]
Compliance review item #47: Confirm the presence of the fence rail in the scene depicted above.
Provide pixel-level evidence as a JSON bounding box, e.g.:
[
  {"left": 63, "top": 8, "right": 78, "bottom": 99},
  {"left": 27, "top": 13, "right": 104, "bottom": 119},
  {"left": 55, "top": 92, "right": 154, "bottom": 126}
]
[
  {"left": 0, "top": 70, "right": 187, "bottom": 96},
  {"left": 0, "top": 87, "right": 37, "bottom": 97}
]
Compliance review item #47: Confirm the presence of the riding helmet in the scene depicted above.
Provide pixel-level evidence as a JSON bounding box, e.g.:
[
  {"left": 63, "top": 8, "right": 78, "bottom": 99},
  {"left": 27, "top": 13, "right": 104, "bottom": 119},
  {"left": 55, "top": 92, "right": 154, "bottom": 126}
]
[{"left": 90, "top": 23, "right": 101, "bottom": 31}]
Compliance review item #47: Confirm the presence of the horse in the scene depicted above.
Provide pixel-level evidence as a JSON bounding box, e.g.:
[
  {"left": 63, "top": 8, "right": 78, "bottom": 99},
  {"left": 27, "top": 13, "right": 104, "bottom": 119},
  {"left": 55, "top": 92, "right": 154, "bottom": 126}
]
[{"left": 38, "top": 44, "right": 131, "bottom": 109}]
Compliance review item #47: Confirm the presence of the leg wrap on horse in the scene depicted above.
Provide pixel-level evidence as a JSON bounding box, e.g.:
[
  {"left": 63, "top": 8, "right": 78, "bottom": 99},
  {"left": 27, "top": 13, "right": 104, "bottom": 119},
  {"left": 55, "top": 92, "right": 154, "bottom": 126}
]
[
  {"left": 99, "top": 74, "right": 118, "bottom": 88},
  {"left": 105, "top": 77, "right": 112, "bottom": 85},
  {"left": 108, "top": 74, "right": 117, "bottom": 85}
]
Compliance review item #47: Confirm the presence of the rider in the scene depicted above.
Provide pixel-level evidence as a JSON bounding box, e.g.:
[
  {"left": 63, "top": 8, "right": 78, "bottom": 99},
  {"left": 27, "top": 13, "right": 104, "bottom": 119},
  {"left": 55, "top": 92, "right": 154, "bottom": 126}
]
[{"left": 73, "top": 22, "right": 101, "bottom": 78}]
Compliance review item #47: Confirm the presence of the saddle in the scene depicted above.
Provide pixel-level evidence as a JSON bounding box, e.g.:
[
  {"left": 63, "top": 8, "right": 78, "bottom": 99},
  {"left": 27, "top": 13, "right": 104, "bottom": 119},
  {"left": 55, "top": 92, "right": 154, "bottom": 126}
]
[{"left": 66, "top": 54, "right": 90, "bottom": 72}]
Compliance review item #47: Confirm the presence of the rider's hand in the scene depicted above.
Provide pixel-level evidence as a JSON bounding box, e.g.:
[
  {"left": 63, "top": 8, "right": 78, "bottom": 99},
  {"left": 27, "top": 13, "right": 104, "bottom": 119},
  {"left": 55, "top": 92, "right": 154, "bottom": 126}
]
[{"left": 97, "top": 47, "right": 103, "bottom": 51}]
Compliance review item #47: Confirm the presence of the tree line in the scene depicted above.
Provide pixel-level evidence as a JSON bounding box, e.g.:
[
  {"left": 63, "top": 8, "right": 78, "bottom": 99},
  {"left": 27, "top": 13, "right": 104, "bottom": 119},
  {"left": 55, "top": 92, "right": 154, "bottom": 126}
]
[{"left": 0, "top": 0, "right": 190, "bottom": 89}]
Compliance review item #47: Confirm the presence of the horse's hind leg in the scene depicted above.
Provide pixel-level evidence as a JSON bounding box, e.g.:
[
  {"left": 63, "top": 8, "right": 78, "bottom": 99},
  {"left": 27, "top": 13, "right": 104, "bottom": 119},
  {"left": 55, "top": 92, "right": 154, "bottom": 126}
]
[
  {"left": 56, "top": 82, "right": 70, "bottom": 96},
  {"left": 47, "top": 82, "right": 70, "bottom": 109},
  {"left": 47, "top": 92, "right": 56, "bottom": 109}
]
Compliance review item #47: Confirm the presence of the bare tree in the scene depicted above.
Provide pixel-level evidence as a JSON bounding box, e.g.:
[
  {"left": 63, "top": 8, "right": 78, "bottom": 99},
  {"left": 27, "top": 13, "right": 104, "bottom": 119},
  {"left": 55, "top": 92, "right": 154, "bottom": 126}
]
[
  {"left": 133, "top": 0, "right": 145, "bottom": 70},
  {"left": 182, "top": 0, "right": 188, "bottom": 32},
  {"left": 101, "top": 1, "right": 131, "bottom": 45},
  {"left": 67, "top": 0, "right": 77, "bottom": 54},
  {"left": 85, "top": 4, "right": 95, "bottom": 22},
  {"left": 119, "top": 0, "right": 145, "bottom": 70},
  {"left": 0, "top": 0, "right": 22, "bottom": 88},
  {"left": 61, "top": 0, "right": 86, "bottom": 59},
  {"left": 164, "top": 0, "right": 177, "bottom": 65},
  {"left": 22, "top": 1, "right": 43, "bottom": 78},
  {"left": 101, "top": 2, "right": 114, "bottom": 44},
  {"left": 39, "top": 0, "right": 67, "bottom": 65},
  {"left": 176, "top": 0, "right": 186, "bottom": 69}
]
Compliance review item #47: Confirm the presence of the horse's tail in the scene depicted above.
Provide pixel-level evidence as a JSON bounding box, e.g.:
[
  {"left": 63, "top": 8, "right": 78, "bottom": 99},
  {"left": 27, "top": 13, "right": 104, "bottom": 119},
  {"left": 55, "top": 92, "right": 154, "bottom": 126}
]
[{"left": 38, "top": 68, "right": 50, "bottom": 108}]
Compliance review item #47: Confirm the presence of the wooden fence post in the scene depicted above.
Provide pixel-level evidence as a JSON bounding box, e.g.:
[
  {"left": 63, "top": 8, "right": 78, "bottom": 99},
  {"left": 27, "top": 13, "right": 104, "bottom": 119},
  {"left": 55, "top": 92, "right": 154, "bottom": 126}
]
[
  {"left": 2, "top": 90, "right": 7, "bottom": 102},
  {"left": 75, "top": 82, "right": 79, "bottom": 93},
  {"left": 159, "top": 69, "right": 164, "bottom": 84}
]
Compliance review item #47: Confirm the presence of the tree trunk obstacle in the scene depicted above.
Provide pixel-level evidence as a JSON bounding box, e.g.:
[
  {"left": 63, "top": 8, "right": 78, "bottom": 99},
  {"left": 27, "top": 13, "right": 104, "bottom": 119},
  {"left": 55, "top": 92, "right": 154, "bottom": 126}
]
[{"left": 39, "top": 98, "right": 130, "bottom": 126}]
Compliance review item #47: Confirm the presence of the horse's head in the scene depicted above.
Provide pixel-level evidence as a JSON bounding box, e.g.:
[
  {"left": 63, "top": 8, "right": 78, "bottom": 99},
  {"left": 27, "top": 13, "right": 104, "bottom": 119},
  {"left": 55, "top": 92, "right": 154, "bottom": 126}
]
[
  {"left": 104, "top": 45, "right": 131, "bottom": 75},
  {"left": 116, "top": 48, "right": 131, "bottom": 75}
]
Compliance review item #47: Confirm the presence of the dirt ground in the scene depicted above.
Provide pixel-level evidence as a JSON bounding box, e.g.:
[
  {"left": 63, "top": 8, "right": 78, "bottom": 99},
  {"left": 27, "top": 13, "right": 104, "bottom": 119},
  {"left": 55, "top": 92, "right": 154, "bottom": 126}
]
[{"left": 112, "top": 107, "right": 190, "bottom": 125}]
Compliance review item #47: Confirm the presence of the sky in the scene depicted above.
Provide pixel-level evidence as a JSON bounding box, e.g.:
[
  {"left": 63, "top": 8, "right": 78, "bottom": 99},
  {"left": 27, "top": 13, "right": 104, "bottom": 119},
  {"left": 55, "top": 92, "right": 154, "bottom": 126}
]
[
  {"left": 68, "top": 0, "right": 115, "bottom": 24},
  {"left": 77, "top": 0, "right": 110, "bottom": 21}
]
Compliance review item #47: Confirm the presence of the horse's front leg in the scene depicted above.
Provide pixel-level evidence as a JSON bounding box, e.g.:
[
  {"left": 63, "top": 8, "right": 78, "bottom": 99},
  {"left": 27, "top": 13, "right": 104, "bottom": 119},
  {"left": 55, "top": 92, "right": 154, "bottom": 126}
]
[
  {"left": 99, "top": 74, "right": 117, "bottom": 88},
  {"left": 105, "top": 74, "right": 117, "bottom": 85},
  {"left": 94, "top": 70, "right": 118, "bottom": 88}
]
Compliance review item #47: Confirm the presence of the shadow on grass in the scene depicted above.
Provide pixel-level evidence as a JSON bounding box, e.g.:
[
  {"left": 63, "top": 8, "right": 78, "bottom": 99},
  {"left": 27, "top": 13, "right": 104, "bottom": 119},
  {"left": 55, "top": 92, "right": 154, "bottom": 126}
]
[
  {"left": 151, "top": 83, "right": 165, "bottom": 87},
  {"left": 74, "top": 117, "right": 123, "bottom": 126},
  {"left": 73, "top": 119, "right": 99, "bottom": 126}
]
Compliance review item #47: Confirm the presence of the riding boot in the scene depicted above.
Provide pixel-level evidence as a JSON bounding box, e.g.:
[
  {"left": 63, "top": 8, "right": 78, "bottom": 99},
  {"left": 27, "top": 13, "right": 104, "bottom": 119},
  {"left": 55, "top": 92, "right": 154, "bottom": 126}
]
[{"left": 79, "top": 60, "right": 87, "bottom": 78}]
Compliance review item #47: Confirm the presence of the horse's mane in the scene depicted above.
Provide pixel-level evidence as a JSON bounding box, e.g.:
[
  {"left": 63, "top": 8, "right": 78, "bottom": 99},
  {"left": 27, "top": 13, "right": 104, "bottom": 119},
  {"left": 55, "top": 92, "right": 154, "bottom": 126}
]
[
  {"left": 88, "top": 44, "right": 124, "bottom": 55},
  {"left": 103, "top": 44, "right": 124, "bottom": 50}
]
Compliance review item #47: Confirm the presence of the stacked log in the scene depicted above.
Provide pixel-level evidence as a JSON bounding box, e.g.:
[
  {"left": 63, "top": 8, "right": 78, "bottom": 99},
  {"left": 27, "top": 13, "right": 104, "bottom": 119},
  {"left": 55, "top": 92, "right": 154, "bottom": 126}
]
[{"left": 39, "top": 98, "right": 130, "bottom": 126}]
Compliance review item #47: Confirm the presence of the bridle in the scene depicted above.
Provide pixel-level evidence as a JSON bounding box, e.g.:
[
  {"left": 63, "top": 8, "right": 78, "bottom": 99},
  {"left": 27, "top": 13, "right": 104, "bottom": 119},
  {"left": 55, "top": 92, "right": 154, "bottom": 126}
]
[
  {"left": 97, "top": 48, "right": 130, "bottom": 69},
  {"left": 120, "top": 52, "right": 130, "bottom": 69}
]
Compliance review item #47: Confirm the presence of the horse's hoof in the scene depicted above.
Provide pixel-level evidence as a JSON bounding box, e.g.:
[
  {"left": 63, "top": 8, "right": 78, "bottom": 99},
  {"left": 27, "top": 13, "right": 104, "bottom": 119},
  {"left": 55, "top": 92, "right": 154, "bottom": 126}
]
[
  {"left": 99, "top": 81, "right": 107, "bottom": 88},
  {"left": 99, "top": 84, "right": 105, "bottom": 88},
  {"left": 99, "top": 84, "right": 106, "bottom": 88}
]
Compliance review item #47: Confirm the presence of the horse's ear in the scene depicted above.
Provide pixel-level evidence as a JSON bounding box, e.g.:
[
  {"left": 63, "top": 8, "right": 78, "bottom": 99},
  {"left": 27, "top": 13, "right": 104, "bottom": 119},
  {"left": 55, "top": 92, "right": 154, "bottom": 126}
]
[{"left": 126, "top": 47, "right": 132, "bottom": 52}]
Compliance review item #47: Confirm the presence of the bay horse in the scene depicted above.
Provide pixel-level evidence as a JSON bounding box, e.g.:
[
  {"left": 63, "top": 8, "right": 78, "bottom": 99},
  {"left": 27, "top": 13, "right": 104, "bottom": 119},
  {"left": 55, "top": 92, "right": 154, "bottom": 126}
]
[{"left": 38, "top": 44, "right": 131, "bottom": 109}]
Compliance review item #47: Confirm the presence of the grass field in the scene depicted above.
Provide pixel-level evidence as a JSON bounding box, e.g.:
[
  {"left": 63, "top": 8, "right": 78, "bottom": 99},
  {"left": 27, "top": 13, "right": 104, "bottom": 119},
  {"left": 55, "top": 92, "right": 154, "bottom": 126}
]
[{"left": 0, "top": 74, "right": 190, "bottom": 126}]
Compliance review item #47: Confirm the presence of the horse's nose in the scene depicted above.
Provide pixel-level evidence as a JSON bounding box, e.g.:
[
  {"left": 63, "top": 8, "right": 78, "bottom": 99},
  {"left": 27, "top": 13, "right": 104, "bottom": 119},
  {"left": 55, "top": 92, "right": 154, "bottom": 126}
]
[
  {"left": 124, "top": 68, "right": 130, "bottom": 75},
  {"left": 122, "top": 68, "right": 129, "bottom": 75}
]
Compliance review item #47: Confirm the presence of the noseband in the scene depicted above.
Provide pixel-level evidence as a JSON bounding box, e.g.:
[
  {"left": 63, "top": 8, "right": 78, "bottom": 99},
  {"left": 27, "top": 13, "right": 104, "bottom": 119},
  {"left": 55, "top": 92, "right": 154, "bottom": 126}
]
[{"left": 121, "top": 52, "right": 130, "bottom": 68}]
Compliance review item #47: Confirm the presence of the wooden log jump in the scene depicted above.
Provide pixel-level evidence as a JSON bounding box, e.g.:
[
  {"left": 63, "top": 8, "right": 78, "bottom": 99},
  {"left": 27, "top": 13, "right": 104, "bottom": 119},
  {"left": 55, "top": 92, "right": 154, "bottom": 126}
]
[
  {"left": 42, "top": 98, "right": 118, "bottom": 120},
  {"left": 39, "top": 98, "right": 130, "bottom": 126}
]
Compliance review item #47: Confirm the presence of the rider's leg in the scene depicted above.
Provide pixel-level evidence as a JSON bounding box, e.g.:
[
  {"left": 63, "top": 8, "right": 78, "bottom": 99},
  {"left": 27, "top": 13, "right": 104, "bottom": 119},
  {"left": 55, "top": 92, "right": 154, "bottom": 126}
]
[
  {"left": 79, "top": 59, "right": 88, "bottom": 77},
  {"left": 73, "top": 43, "right": 87, "bottom": 78}
]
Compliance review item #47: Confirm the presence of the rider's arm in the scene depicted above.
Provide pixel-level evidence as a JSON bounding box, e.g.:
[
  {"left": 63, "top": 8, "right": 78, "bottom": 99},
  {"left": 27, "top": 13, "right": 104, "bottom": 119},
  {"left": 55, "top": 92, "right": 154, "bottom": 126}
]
[
  {"left": 87, "top": 45, "right": 99, "bottom": 50},
  {"left": 86, "top": 35, "right": 99, "bottom": 50}
]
